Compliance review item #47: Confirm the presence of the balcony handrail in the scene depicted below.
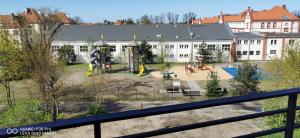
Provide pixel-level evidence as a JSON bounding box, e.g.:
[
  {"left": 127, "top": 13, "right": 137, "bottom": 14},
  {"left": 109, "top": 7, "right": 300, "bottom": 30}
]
[{"left": 1, "top": 87, "right": 300, "bottom": 138}]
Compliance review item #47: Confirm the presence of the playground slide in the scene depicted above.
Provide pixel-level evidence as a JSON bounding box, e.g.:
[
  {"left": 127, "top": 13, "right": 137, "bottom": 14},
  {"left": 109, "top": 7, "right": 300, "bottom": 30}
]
[
  {"left": 86, "top": 63, "right": 94, "bottom": 77},
  {"left": 138, "top": 64, "right": 145, "bottom": 77}
]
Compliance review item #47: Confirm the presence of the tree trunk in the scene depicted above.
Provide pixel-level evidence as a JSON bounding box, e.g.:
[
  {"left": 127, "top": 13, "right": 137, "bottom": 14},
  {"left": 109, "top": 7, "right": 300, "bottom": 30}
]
[{"left": 52, "top": 97, "right": 58, "bottom": 121}]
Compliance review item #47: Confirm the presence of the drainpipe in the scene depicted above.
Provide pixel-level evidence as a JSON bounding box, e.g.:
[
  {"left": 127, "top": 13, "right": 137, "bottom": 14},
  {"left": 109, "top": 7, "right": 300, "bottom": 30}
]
[
  {"left": 248, "top": 40, "right": 251, "bottom": 60},
  {"left": 262, "top": 33, "right": 268, "bottom": 60}
]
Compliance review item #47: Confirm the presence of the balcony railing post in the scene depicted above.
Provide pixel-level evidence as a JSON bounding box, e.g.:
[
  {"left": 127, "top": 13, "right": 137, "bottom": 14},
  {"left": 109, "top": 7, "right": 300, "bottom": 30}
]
[
  {"left": 285, "top": 94, "right": 297, "bottom": 138},
  {"left": 94, "top": 123, "right": 101, "bottom": 138}
]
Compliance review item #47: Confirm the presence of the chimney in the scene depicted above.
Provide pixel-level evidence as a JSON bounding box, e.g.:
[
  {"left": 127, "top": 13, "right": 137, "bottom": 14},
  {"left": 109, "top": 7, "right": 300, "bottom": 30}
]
[
  {"left": 10, "top": 13, "right": 14, "bottom": 24},
  {"left": 282, "top": 5, "right": 287, "bottom": 10},
  {"left": 25, "top": 8, "right": 31, "bottom": 14}
]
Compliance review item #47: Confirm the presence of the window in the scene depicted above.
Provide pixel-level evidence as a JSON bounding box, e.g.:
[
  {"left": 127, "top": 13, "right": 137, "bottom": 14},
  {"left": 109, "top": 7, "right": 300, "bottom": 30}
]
[
  {"left": 184, "top": 54, "right": 189, "bottom": 58},
  {"left": 80, "top": 46, "right": 88, "bottom": 52},
  {"left": 285, "top": 23, "right": 289, "bottom": 26},
  {"left": 270, "top": 50, "right": 276, "bottom": 54},
  {"left": 122, "top": 45, "right": 127, "bottom": 51},
  {"left": 110, "top": 45, "right": 116, "bottom": 52},
  {"left": 261, "top": 23, "right": 265, "bottom": 29},
  {"left": 284, "top": 28, "right": 289, "bottom": 32},
  {"left": 222, "top": 45, "right": 230, "bottom": 51},
  {"left": 165, "top": 54, "right": 169, "bottom": 58},
  {"left": 169, "top": 54, "right": 174, "bottom": 58},
  {"left": 246, "top": 23, "right": 249, "bottom": 29},
  {"left": 92, "top": 45, "right": 98, "bottom": 50},
  {"left": 271, "top": 40, "right": 277, "bottom": 45},
  {"left": 194, "top": 45, "right": 198, "bottom": 49},
  {"left": 256, "top": 51, "right": 261, "bottom": 55},
  {"left": 165, "top": 45, "right": 169, "bottom": 49},
  {"left": 250, "top": 40, "right": 255, "bottom": 44},
  {"left": 184, "top": 45, "right": 189, "bottom": 48},
  {"left": 207, "top": 45, "right": 215, "bottom": 51},
  {"left": 237, "top": 40, "right": 241, "bottom": 44},
  {"left": 169, "top": 45, "right": 174, "bottom": 49},
  {"left": 267, "top": 22, "right": 271, "bottom": 29},
  {"left": 289, "top": 40, "right": 295, "bottom": 45},
  {"left": 273, "top": 22, "right": 277, "bottom": 29},
  {"left": 257, "top": 40, "right": 261, "bottom": 44},
  {"left": 249, "top": 51, "right": 254, "bottom": 55},
  {"left": 152, "top": 45, "right": 157, "bottom": 49},
  {"left": 244, "top": 40, "right": 248, "bottom": 44},
  {"left": 179, "top": 45, "right": 184, "bottom": 49},
  {"left": 13, "top": 30, "right": 19, "bottom": 35},
  {"left": 179, "top": 54, "right": 184, "bottom": 58},
  {"left": 243, "top": 51, "right": 248, "bottom": 55},
  {"left": 237, "top": 51, "right": 241, "bottom": 55},
  {"left": 51, "top": 45, "right": 60, "bottom": 52}
]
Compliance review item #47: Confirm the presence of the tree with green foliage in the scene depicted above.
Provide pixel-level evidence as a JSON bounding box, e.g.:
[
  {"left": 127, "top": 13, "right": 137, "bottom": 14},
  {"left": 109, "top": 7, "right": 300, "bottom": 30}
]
[
  {"left": 263, "top": 40, "right": 300, "bottom": 129},
  {"left": 126, "top": 18, "right": 135, "bottom": 24},
  {"left": 139, "top": 40, "right": 154, "bottom": 64},
  {"left": 15, "top": 7, "right": 66, "bottom": 121},
  {"left": 0, "top": 30, "right": 25, "bottom": 107},
  {"left": 197, "top": 42, "right": 212, "bottom": 63},
  {"left": 216, "top": 48, "right": 223, "bottom": 63},
  {"left": 206, "top": 71, "right": 225, "bottom": 98},
  {"left": 58, "top": 45, "right": 76, "bottom": 65},
  {"left": 140, "top": 15, "right": 152, "bottom": 24},
  {"left": 230, "top": 62, "right": 260, "bottom": 96}
]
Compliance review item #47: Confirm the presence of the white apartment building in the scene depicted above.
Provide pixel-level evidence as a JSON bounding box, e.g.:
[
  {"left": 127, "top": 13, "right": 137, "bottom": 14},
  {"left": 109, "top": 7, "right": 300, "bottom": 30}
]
[
  {"left": 235, "top": 32, "right": 300, "bottom": 61},
  {"left": 193, "top": 5, "right": 300, "bottom": 33}
]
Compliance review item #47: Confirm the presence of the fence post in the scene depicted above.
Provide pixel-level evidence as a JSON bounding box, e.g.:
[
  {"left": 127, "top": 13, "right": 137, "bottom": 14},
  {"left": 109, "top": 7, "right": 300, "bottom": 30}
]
[
  {"left": 94, "top": 123, "right": 101, "bottom": 138},
  {"left": 153, "top": 88, "right": 156, "bottom": 101},
  {"left": 285, "top": 94, "right": 297, "bottom": 138},
  {"left": 118, "top": 87, "right": 120, "bottom": 100}
]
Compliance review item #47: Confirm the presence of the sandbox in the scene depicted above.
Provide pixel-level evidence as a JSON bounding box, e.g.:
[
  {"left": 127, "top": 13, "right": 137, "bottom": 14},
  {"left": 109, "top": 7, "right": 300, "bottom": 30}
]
[{"left": 151, "top": 65, "right": 233, "bottom": 81}]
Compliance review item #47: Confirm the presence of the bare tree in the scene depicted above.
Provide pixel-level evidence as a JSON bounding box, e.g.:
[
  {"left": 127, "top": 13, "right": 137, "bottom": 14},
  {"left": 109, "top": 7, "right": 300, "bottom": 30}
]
[
  {"left": 182, "top": 12, "right": 197, "bottom": 24},
  {"left": 72, "top": 16, "right": 84, "bottom": 24},
  {"left": 166, "top": 12, "right": 179, "bottom": 24},
  {"left": 158, "top": 13, "right": 166, "bottom": 24},
  {"left": 14, "top": 7, "right": 65, "bottom": 120}
]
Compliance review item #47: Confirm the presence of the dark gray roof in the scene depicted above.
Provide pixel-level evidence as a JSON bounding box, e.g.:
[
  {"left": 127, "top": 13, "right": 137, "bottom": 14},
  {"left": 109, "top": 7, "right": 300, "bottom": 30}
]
[
  {"left": 266, "top": 33, "right": 300, "bottom": 38},
  {"left": 54, "top": 24, "right": 233, "bottom": 42},
  {"left": 234, "top": 32, "right": 263, "bottom": 40},
  {"left": 189, "top": 24, "right": 234, "bottom": 40}
]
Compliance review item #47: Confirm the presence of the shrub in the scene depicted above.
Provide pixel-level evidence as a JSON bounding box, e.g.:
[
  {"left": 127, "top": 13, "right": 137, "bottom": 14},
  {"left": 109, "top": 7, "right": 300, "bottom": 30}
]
[
  {"left": 88, "top": 104, "right": 105, "bottom": 115},
  {"left": 205, "top": 71, "right": 225, "bottom": 98},
  {"left": 0, "top": 100, "right": 50, "bottom": 127},
  {"left": 230, "top": 62, "right": 260, "bottom": 96}
]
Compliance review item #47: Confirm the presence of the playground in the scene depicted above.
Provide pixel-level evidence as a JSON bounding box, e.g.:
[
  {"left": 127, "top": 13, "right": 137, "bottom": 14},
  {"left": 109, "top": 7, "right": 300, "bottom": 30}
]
[{"left": 151, "top": 65, "right": 233, "bottom": 81}]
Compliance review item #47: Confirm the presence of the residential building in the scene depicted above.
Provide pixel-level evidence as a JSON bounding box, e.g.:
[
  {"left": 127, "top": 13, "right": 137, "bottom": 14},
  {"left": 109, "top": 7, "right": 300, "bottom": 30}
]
[
  {"left": 0, "top": 8, "right": 75, "bottom": 41},
  {"left": 192, "top": 5, "right": 300, "bottom": 33},
  {"left": 234, "top": 32, "right": 300, "bottom": 61}
]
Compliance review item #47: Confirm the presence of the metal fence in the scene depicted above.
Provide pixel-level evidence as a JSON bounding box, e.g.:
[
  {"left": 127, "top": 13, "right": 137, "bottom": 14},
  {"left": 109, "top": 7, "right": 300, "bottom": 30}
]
[{"left": 1, "top": 88, "right": 300, "bottom": 138}]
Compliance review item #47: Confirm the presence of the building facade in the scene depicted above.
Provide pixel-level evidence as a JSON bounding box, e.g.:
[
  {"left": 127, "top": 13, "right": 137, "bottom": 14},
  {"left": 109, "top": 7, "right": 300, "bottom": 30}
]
[
  {"left": 193, "top": 5, "right": 300, "bottom": 33},
  {"left": 52, "top": 24, "right": 235, "bottom": 63}
]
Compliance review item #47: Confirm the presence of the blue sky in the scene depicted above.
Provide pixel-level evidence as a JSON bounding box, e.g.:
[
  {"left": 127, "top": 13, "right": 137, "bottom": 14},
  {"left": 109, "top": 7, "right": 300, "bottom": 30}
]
[{"left": 1, "top": 0, "right": 299, "bottom": 23}]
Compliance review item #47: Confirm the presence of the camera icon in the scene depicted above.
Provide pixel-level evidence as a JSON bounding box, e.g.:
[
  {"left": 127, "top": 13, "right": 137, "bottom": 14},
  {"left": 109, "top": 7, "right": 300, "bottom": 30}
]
[{"left": 6, "top": 128, "right": 18, "bottom": 135}]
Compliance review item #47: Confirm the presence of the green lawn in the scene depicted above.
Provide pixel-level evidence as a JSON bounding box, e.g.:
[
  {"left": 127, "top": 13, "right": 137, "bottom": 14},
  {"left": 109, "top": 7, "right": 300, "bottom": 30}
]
[{"left": 261, "top": 129, "right": 300, "bottom": 138}]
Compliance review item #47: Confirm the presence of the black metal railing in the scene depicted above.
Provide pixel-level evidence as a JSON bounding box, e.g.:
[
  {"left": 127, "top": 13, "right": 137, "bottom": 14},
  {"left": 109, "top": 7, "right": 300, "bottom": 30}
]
[{"left": 1, "top": 88, "right": 300, "bottom": 138}]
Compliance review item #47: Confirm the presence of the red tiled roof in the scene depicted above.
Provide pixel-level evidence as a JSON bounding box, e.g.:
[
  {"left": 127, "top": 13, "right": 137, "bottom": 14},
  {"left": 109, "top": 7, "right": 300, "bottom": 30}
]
[
  {"left": 21, "top": 8, "right": 74, "bottom": 24},
  {"left": 251, "top": 6, "right": 299, "bottom": 21},
  {"left": 0, "top": 15, "right": 18, "bottom": 29},
  {"left": 193, "top": 5, "right": 300, "bottom": 24},
  {"left": 56, "top": 13, "right": 74, "bottom": 24}
]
